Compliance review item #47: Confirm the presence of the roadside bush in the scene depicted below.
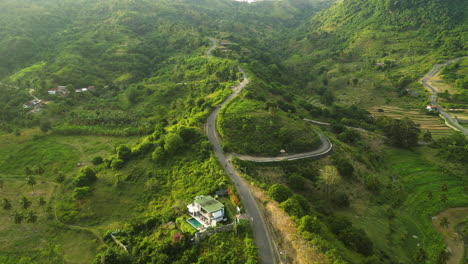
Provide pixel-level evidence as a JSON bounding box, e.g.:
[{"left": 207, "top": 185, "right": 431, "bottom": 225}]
[
  {"left": 298, "top": 215, "right": 321, "bottom": 234},
  {"left": 268, "top": 184, "right": 293, "bottom": 203},
  {"left": 280, "top": 197, "right": 305, "bottom": 218}
]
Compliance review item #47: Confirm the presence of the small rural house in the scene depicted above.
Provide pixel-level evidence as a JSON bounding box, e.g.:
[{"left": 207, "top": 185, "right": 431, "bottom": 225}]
[
  {"left": 187, "top": 195, "right": 225, "bottom": 227},
  {"left": 23, "top": 99, "right": 41, "bottom": 109},
  {"left": 426, "top": 105, "right": 437, "bottom": 112},
  {"left": 48, "top": 86, "right": 68, "bottom": 95}
]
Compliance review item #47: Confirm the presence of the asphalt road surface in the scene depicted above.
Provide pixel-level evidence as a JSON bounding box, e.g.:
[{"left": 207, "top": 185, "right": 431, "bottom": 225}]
[
  {"left": 421, "top": 57, "right": 468, "bottom": 136},
  {"left": 205, "top": 67, "right": 277, "bottom": 264}
]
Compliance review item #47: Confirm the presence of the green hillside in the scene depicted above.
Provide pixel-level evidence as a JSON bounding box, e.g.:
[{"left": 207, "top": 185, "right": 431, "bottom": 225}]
[{"left": 0, "top": 0, "right": 466, "bottom": 263}]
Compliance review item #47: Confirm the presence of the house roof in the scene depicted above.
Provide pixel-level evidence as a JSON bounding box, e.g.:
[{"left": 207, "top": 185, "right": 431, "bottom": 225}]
[{"left": 194, "top": 195, "right": 224, "bottom": 213}]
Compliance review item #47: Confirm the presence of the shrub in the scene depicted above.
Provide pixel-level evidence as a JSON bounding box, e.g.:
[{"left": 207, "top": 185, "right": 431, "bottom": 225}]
[
  {"left": 333, "top": 192, "right": 350, "bottom": 207},
  {"left": 298, "top": 215, "right": 321, "bottom": 234},
  {"left": 72, "top": 166, "right": 97, "bottom": 187},
  {"left": 288, "top": 173, "right": 306, "bottom": 190},
  {"left": 334, "top": 158, "right": 354, "bottom": 179},
  {"left": 116, "top": 145, "right": 132, "bottom": 161},
  {"left": 280, "top": 197, "right": 304, "bottom": 218},
  {"left": 268, "top": 184, "right": 293, "bottom": 203},
  {"left": 91, "top": 156, "right": 103, "bottom": 165},
  {"left": 111, "top": 159, "right": 125, "bottom": 170},
  {"left": 72, "top": 187, "right": 91, "bottom": 200}
]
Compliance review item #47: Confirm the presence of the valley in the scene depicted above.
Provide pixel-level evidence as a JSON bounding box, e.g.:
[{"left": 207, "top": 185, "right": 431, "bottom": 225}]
[{"left": 0, "top": 0, "right": 466, "bottom": 263}]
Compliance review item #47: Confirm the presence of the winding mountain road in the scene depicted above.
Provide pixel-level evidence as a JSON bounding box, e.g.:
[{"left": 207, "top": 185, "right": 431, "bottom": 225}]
[
  {"left": 231, "top": 132, "right": 332, "bottom": 162},
  {"left": 421, "top": 57, "right": 468, "bottom": 136},
  {"left": 204, "top": 38, "right": 335, "bottom": 263},
  {"left": 205, "top": 66, "right": 278, "bottom": 263}
]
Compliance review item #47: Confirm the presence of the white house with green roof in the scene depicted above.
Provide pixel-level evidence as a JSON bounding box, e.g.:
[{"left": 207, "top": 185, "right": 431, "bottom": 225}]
[{"left": 187, "top": 195, "right": 225, "bottom": 227}]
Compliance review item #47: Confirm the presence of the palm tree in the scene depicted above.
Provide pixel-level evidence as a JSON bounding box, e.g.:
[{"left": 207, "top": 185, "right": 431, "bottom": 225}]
[
  {"left": 12, "top": 211, "right": 24, "bottom": 224},
  {"left": 38, "top": 197, "right": 46, "bottom": 214},
  {"left": 441, "top": 184, "right": 448, "bottom": 192},
  {"left": 427, "top": 191, "right": 433, "bottom": 200},
  {"left": 1, "top": 198, "right": 12, "bottom": 210},
  {"left": 26, "top": 210, "right": 38, "bottom": 223},
  {"left": 19, "top": 196, "right": 31, "bottom": 210},
  {"left": 24, "top": 166, "right": 32, "bottom": 175},
  {"left": 440, "top": 217, "right": 449, "bottom": 228},
  {"left": 440, "top": 193, "right": 448, "bottom": 205},
  {"left": 27, "top": 176, "right": 36, "bottom": 193},
  {"left": 55, "top": 173, "right": 65, "bottom": 184}
]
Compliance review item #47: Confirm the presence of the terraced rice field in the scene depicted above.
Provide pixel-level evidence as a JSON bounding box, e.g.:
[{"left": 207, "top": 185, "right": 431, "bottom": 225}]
[{"left": 370, "top": 106, "right": 454, "bottom": 137}]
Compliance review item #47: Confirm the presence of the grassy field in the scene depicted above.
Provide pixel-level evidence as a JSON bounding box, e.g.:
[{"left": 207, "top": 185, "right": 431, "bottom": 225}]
[
  {"left": 0, "top": 129, "right": 136, "bottom": 262},
  {"left": 338, "top": 147, "right": 467, "bottom": 262}
]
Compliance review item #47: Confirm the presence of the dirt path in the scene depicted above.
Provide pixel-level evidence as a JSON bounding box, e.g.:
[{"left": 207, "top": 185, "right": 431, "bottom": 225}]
[
  {"left": 52, "top": 185, "right": 105, "bottom": 244},
  {"left": 432, "top": 207, "right": 468, "bottom": 264}
]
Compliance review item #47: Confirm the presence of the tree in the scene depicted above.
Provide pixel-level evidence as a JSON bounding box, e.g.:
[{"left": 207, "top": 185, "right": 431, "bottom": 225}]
[
  {"left": 35, "top": 165, "right": 45, "bottom": 175},
  {"left": 164, "top": 133, "right": 184, "bottom": 154},
  {"left": 423, "top": 130, "right": 432, "bottom": 142},
  {"left": 441, "top": 183, "right": 448, "bottom": 192},
  {"left": 320, "top": 89, "right": 334, "bottom": 105},
  {"left": 440, "top": 193, "right": 448, "bottom": 205},
  {"left": 40, "top": 120, "right": 52, "bottom": 133},
  {"left": 298, "top": 215, "right": 321, "bottom": 234},
  {"left": 288, "top": 173, "right": 305, "bottom": 190},
  {"left": 72, "top": 166, "right": 97, "bottom": 187},
  {"left": 111, "top": 159, "right": 125, "bottom": 170},
  {"left": 38, "top": 197, "right": 46, "bottom": 214},
  {"left": 27, "top": 176, "right": 36, "bottom": 193},
  {"left": 427, "top": 191, "right": 433, "bottom": 200},
  {"left": 116, "top": 145, "right": 132, "bottom": 161},
  {"left": 55, "top": 173, "right": 66, "bottom": 184},
  {"left": 24, "top": 166, "right": 32, "bottom": 175},
  {"left": 95, "top": 246, "right": 131, "bottom": 264},
  {"left": 415, "top": 247, "right": 428, "bottom": 263},
  {"left": 439, "top": 217, "right": 449, "bottom": 228},
  {"left": 376, "top": 116, "right": 420, "bottom": 148},
  {"left": 12, "top": 211, "right": 24, "bottom": 224},
  {"left": 320, "top": 165, "right": 341, "bottom": 201},
  {"left": 267, "top": 184, "right": 293, "bottom": 203},
  {"left": 19, "top": 196, "right": 31, "bottom": 210},
  {"left": 2, "top": 198, "right": 12, "bottom": 210},
  {"left": 26, "top": 210, "right": 38, "bottom": 223},
  {"left": 280, "top": 197, "right": 304, "bottom": 218},
  {"left": 334, "top": 158, "right": 354, "bottom": 179},
  {"left": 91, "top": 156, "right": 103, "bottom": 165}
]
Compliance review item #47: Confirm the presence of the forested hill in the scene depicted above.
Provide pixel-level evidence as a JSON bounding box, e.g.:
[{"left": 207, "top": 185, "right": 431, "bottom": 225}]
[
  {"left": 0, "top": 0, "right": 326, "bottom": 83},
  {"left": 300, "top": 0, "right": 466, "bottom": 55},
  {"left": 280, "top": 0, "right": 467, "bottom": 107}
]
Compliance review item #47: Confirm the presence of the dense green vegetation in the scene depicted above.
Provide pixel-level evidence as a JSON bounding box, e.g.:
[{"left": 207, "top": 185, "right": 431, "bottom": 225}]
[
  {"left": 0, "top": 0, "right": 466, "bottom": 263},
  {"left": 219, "top": 98, "right": 321, "bottom": 155}
]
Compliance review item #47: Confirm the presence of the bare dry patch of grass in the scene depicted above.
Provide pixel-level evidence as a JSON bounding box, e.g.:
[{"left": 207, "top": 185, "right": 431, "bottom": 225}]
[{"left": 249, "top": 185, "right": 329, "bottom": 264}]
